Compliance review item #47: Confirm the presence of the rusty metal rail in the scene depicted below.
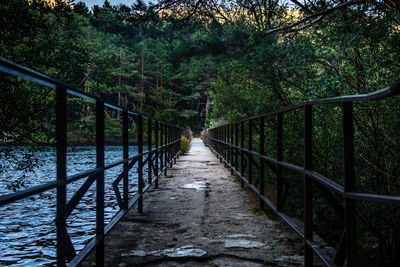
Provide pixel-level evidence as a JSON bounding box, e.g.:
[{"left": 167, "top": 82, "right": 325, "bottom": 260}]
[
  {"left": 204, "top": 79, "right": 400, "bottom": 266},
  {"left": 0, "top": 58, "right": 183, "bottom": 266}
]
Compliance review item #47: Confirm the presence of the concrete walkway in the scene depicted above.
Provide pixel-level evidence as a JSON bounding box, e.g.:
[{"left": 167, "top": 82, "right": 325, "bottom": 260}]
[{"left": 84, "top": 139, "right": 303, "bottom": 266}]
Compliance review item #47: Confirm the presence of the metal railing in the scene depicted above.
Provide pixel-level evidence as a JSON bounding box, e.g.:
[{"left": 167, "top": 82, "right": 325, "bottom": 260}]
[
  {"left": 204, "top": 79, "right": 400, "bottom": 266},
  {"left": 0, "top": 58, "right": 183, "bottom": 266}
]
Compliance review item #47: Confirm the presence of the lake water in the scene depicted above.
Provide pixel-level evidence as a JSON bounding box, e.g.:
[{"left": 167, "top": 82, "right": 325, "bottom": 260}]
[{"left": 0, "top": 146, "right": 144, "bottom": 266}]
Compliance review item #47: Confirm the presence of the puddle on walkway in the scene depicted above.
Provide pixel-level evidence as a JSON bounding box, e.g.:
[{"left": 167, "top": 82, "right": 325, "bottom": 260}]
[
  {"left": 233, "top": 213, "right": 252, "bottom": 220},
  {"left": 225, "top": 234, "right": 257, "bottom": 239},
  {"left": 180, "top": 181, "right": 206, "bottom": 191},
  {"left": 121, "top": 245, "right": 207, "bottom": 258},
  {"left": 224, "top": 239, "right": 269, "bottom": 249}
]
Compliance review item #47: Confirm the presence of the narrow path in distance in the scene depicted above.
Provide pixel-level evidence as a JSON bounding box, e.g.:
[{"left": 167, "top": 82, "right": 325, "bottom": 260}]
[{"left": 84, "top": 138, "right": 303, "bottom": 266}]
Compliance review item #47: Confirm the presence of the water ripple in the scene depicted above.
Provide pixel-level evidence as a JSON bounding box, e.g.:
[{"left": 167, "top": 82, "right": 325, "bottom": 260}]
[{"left": 0, "top": 146, "right": 145, "bottom": 266}]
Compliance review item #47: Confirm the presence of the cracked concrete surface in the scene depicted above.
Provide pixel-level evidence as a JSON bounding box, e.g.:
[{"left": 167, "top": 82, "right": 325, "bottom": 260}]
[{"left": 83, "top": 139, "right": 304, "bottom": 266}]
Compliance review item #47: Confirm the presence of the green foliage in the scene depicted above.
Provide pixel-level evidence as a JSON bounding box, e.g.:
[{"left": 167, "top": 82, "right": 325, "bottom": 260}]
[
  {"left": 180, "top": 135, "right": 191, "bottom": 154},
  {"left": 1, "top": 0, "right": 400, "bottom": 264}
]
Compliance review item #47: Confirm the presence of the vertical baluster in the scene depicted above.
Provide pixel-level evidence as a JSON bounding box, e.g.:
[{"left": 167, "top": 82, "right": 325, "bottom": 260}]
[
  {"left": 248, "top": 119, "right": 253, "bottom": 184},
  {"left": 235, "top": 123, "right": 239, "bottom": 173},
  {"left": 343, "top": 102, "right": 357, "bottom": 266},
  {"left": 171, "top": 127, "right": 174, "bottom": 159},
  {"left": 229, "top": 125, "right": 232, "bottom": 164},
  {"left": 277, "top": 113, "right": 283, "bottom": 211},
  {"left": 178, "top": 128, "right": 181, "bottom": 158},
  {"left": 178, "top": 128, "right": 180, "bottom": 157},
  {"left": 219, "top": 127, "right": 222, "bottom": 161},
  {"left": 230, "top": 124, "right": 234, "bottom": 174},
  {"left": 178, "top": 128, "right": 180, "bottom": 154},
  {"left": 240, "top": 121, "right": 245, "bottom": 188},
  {"left": 213, "top": 128, "right": 217, "bottom": 157},
  {"left": 169, "top": 126, "right": 172, "bottom": 165},
  {"left": 227, "top": 125, "right": 230, "bottom": 165},
  {"left": 171, "top": 127, "right": 173, "bottom": 164},
  {"left": 166, "top": 125, "right": 169, "bottom": 167},
  {"left": 96, "top": 100, "right": 105, "bottom": 265},
  {"left": 154, "top": 121, "right": 159, "bottom": 188},
  {"left": 304, "top": 105, "right": 313, "bottom": 267},
  {"left": 174, "top": 128, "right": 176, "bottom": 162},
  {"left": 148, "top": 119, "right": 152, "bottom": 184},
  {"left": 160, "top": 123, "right": 164, "bottom": 175},
  {"left": 123, "top": 111, "right": 129, "bottom": 209},
  {"left": 213, "top": 129, "right": 216, "bottom": 151},
  {"left": 224, "top": 126, "right": 227, "bottom": 167},
  {"left": 138, "top": 114, "right": 143, "bottom": 213},
  {"left": 170, "top": 127, "right": 172, "bottom": 161},
  {"left": 56, "top": 85, "right": 67, "bottom": 267},
  {"left": 220, "top": 127, "right": 222, "bottom": 160},
  {"left": 164, "top": 124, "right": 168, "bottom": 176},
  {"left": 225, "top": 125, "right": 229, "bottom": 167},
  {"left": 219, "top": 127, "right": 222, "bottom": 162},
  {"left": 174, "top": 128, "right": 177, "bottom": 163},
  {"left": 178, "top": 128, "right": 180, "bottom": 155},
  {"left": 168, "top": 126, "right": 171, "bottom": 167},
  {"left": 259, "top": 117, "right": 265, "bottom": 210}
]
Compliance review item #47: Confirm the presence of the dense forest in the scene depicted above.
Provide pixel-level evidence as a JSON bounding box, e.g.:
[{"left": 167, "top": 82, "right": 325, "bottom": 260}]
[{"left": 1, "top": 0, "right": 400, "bottom": 265}]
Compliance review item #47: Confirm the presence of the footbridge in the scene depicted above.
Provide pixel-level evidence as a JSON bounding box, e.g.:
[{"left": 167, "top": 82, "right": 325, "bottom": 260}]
[{"left": 0, "top": 58, "right": 400, "bottom": 266}]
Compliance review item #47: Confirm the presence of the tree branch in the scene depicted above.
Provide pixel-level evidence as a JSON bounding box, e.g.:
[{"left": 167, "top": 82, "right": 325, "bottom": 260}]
[{"left": 265, "top": 0, "right": 365, "bottom": 34}]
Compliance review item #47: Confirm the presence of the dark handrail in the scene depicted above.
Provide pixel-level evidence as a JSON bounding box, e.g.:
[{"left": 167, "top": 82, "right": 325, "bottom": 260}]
[
  {"left": 0, "top": 58, "right": 184, "bottom": 266},
  {"left": 238, "top": 79, "right": 400, "bottom": 123},
  {"left": 205, "top": 78, "right": 400, "bottom": 267},
  {"left": 0, "top": 57, "right": 182, "bottom": 128}
]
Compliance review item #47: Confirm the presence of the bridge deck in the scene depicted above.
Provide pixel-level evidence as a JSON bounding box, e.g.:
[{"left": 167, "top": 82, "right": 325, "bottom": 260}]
[{"left": 83, "top": 139, "right": 303, "bottom": 266}]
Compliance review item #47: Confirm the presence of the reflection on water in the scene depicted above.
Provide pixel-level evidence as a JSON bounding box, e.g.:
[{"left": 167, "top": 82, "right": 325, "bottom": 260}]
[{"left": 0, "top": 146, "right": 143, "bottom": 266}]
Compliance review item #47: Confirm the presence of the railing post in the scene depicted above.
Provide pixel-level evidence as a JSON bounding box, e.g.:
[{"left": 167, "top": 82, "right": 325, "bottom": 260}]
[
  {"left": 212, "top": 128, "right": 215, "bottom": 157},
  {"left": 148, "top": 118, "right": 152, "bottom": 184},
  {"left": 277, "top": 113, "right": 283, "bottom": 211},
  {"left": 248, "top": 119, "right": 253, "bottom": 184},
  {"left": 169, "top": 126, "right": 172, "bottom": 166},
  {"left": 230, "top": 124, "right": 233, "bottom": 167},
  {"left": 227, "top": 125, "right": 230, "bottom": 165},
  {"left": 168, "top": 125, "right": 171, "bottom": 167},
  {"left": 220, "top": 127, "right": 223, "bottom": 162},
  {"left": 138, "top": 114, "right": 143, "bottom": 213},
  {"left": 56, "top": 85, "right": 67, "bottom": 267},
  {"left": 259, "top": 117, "right": 265, "bottom": 210},
  {"left": 240, "top": 121, "right": 245, "bottom": 188},
  {"left": 96, "top": 100, "right": 105, "bottom": 266},
  {"left": 215, "top": 128, "right": 219, "bottom": 159},
  {"left": 214, "top": 129, "right": 217, "bottom": 151},
  {"left": 235, "top": 123, "right": 239, "bottom": 173},
  {"left": 123, "top": 110, "right": 129, "bottom": 209},
  {"left": 224, "top": 125, "right": 227, "bottom": 167},
  {"left": 169, "top": 126, "right": 172, "bottom": 165},
  {"left": 160, "top": 123, "right": 164, "bottom": 175},
  {"left": 164, "top": 124, "right": 168, "bottom": 176},
  {"left": 220, "top": 127, "right": 223, "bottom": 161},
  {"left": 171, "top": 127, "right": 173, "bottom": 163},
  {"left": 230, "top": 124, "right": 234, "bottom": 174},
  {"left": 166, "top": 125, "right": 169, "bottom": 168},
  {"left": 178, "top": 128, "right": 181, "bottom": 156},
  {"left": 174, "top": 128, "right": 177, "bottom": 163},
  {"left": 154, "top": 121, "right": 159, "bottom": 188},
  {"left": 304, "top": 104, "right": 313, "bottom": 267},
  {"left": 343, "top": 101, "right": 357, "bottom": 266}
]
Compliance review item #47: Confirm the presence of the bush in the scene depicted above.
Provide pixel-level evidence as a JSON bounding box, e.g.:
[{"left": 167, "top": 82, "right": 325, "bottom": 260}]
[{"left": 180, "top": 135, "right": 191, "bottom": 154}]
